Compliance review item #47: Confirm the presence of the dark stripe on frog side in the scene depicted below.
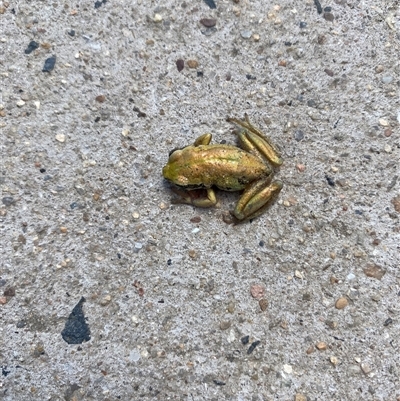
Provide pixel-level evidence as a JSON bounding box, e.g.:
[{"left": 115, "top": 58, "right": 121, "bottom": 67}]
[{"left": 173, "top": 183, "right": 207, "bottom": 190}]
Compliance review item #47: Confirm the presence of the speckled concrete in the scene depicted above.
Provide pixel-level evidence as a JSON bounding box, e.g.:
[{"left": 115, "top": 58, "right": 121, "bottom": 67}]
[{"left": 1, "top": 1, "right": 399, "bottom": 400}]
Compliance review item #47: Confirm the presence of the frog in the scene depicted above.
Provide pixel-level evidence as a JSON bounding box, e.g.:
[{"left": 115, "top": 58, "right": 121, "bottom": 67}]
[{"left": 162, "top": 114, "right": 283, "bottom": 222}]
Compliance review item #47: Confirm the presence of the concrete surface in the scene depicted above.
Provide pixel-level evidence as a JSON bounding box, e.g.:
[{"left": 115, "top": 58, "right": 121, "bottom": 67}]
[{"left": 1, "top": 0, "right": 399, "bottom": 400}]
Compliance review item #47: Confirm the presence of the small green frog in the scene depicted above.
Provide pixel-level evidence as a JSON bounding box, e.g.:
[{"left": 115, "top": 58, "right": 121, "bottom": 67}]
[{"left": 162, "top": 115, "right": 283, "bottom": 222}]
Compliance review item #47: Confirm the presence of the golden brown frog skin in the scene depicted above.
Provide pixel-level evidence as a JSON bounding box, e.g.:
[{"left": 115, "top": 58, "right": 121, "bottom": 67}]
[{"left": 162, "top": 115, "right": 283, "bottom": 222}]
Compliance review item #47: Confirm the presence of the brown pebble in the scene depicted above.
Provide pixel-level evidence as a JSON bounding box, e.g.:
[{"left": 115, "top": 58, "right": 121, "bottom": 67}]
[
  {"left": 295, "top": 394, "right": 307, "bottom": 401},
  {"left": 363, "top": 263, "right": 387, "bottom": 280},
  {"left": 176, "top": 59, "right": 184, "bottom": 72},
  {"left": 278, "top": 60, "right": 287, "bottom": 67},
  {"left": 259, "top": 298, "right": 268, "bottom": 311},
  {"left": 317, "top": 34, "right": 326, "bottom": 44},
  {"left": 316, "top": 341, "right": 328, "bottom": 351},
  {"left": 60, "top": 226, "right": 68, "bottom": 233},
  {"left": 324, "top": 68, "right": 334, "bottom": 76},
  {"left": 375, "top": 65, "right": 384, "bottom": 73},
  {"left": 250, "top": 284, "right": 265, "bottom": 299},
  {"left": 323, "top": 12, "right": 334, "bottom": 22},
  {"left": 335, "top": 297, "right": 348, "bottom": 309},
  {"left": 93, "top": 193, "right": 100, "bottom": 201},
  {"left": 220, "top": 320, "right": 231, "bottom": 330},
  {"left": 188, "top": 250, "right": 197, "bottom": 259},
  {"left": 95, "top": 95, "right": 106, "bottom": 103},
  {"left": 200, "top": 18, "right": 216, "bottom": 28},
  {"left": 330, "top": 276, "right": 338, "bottom": 284},
  {"left": 392, "top": 195, "right": 400, "bottom": 212},
  {"left": 41, "top": 42, "right": 52, "bottom": 49},
  {"left": 0, "top": 296, "right": 7, "bottom": 304},
  {"left": 384, "top": 128, "right": 392, "bottom": 137},
  {"left": 306, "top": 345, "right": 314, "bottom": 354},
  {"left": 190, "top": 216, "right": 201, "bottom": 223},
  {"left": 187, "top": 59, "right": 199, "bottom": 68},
  {"left": 372, "top": 238, "right": 381, "bottom": 246}
]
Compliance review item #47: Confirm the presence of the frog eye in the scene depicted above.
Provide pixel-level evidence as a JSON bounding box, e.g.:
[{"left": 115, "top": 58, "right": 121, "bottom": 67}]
[{"left": 168, "top": 147, "right": 181, "bottom": 157}]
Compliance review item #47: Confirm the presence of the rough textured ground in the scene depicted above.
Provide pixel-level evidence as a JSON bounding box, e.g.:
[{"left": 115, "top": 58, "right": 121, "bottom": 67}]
[{"left": 1, "top": 0, "right": 399, "bottom": 400}]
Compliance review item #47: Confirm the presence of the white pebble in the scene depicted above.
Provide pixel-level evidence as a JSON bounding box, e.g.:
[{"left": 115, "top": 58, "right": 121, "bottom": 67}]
[
  {"left": 55, "top": 133, "right": 66, "bottom": 143},
  {"left": 153, "top": 13, "right": 162, "bottom": 22},
  {"left": 384, "top": 144, "right": 392, "bottom": 153},
  {"left": 283, "top": 364, "right": 293, "bottom": 374},
  {"left": 16, "top": 99, "right": 25, "bottom": 107},
  {"left": 346, "top": 273, "right": 356, "bottom": 281},
  {"left": 129, "top": 349, "right": 141, "bottom": 362}
]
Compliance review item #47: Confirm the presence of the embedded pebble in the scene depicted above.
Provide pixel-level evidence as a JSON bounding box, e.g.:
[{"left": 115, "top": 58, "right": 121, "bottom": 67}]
[
  {"left": 363, "top": 263, "right": 386, "bottom": 280},
  {"left": 2, "top": 197, "right": 15, "bottom": 206},
  {"left": 392, "top": 195, "right": 400, "bottom": 212},
  {"left": 16, "top": 99, "right": 25, "bottom": 107},
  {"left": 259, "top": 298, "right": 268, "bottom": 311},
  {"left": 361, "top": 363, "right": 372, "bottom": 375},
  {"left": 324, "top": 12, "right": 334, "bottom": 21},
  {"left": 381, "top": 75, "right": 393, "bottom": 84},
  {"left": 250, "top": 284, "right": 265, "bottom": 299},
  {"left": 153, "top": 13, "right": 163, "bottom": 22},
  {"left": 220, "top": 320, "right": 231, "bottom": 330},
  {"left": 283, "top": 364, "right": 293, "bottom": 374},
  {"left": 100, "top": 294, "right": 112, "bottom": 306},
  {"left": 375, "top": 65, "right": 384, "bottom": 73},
  {"left": 330, "top": 356, "right": 339, "bottom": 366},
  {"left": 316, "top": 342, "right": 327, "bottom": 351},
  {"left": 60, "top": 226, "right": 68, "bottom": 233},
  {"left": 200, "top": 18, "right": 216, "bottom": 28},
  {"left": 187, "top": 60, "right": 199, "bottom": 68},
  {"left": 129, "top": 349, "right": 141, "bottom": 362},
  {"left": 384, "top": 144, "right": 392, "bottom": 153},
  {"left": 346, "top": 273, "right": 356, "bottom": 281},
  {"left": 55, "top": 134, "right": 66, "bottom": 143},
  {"left": 176, "top": 59, "right": 184, "bottom": 72},
  {"left": 95, "top": 95, "right": 106, "bottom": 103},
  {"left": 379, "top": 118, "right": 389, "bottom": 126},
  {"left": 335, "top": 297, "right": 348, "bottom": 309},
  {"left": 294, "top": 130, "right": 304, "bottom": 141},
  {"left": 295, "top": 395, "right": 307, "bottom": 401},
  {"left": 24, "top": 40, "right": 39, "bottom": 54},
  {"left": 240, "top": 30, "right": 252, "bottom": 39},
  {"left": 42, "top": 56, "right": 56, "bottom": 72}
]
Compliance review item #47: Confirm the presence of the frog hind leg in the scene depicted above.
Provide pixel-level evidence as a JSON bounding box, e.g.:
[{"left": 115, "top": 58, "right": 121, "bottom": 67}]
[
  {"left": 232, "top": 178, "right": 283, "bottom": 223},
  {"left": 170, "top": 187, "right": 217, "bottom": 208},
  {"left": 227, "top": 115, "right": 283, "bottom": 167}
]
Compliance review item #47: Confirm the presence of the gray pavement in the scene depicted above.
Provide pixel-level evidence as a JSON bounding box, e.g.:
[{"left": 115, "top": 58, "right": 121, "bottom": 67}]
[{"left": 1, "top": 0, "right": 399, "bottom": 400}]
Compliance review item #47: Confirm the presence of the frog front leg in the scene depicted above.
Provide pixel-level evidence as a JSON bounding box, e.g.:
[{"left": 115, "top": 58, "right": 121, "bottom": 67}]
[
  {"left": 170, "top": 187, "right": 217, "bottom": 208},
  {"left": 232, "top": 178, "right": 283, "bottom": 222}
]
